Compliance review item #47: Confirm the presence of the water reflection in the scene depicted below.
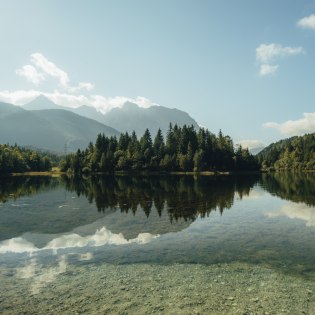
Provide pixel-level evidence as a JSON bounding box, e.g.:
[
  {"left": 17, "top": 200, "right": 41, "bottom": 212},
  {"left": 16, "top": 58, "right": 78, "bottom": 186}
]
[
  {"left": 63, "top": 175, "right": 259, "bottom": 221},
  {"left": 260, "top": 172, "right": 315, "bottom": 206},
  {"left": 0, "top": 226, "right": 158, "bottom": 253},
  {"left": 0, "top": 175, "right": 260, "bottom": 242},
  {"left": 16, "top": 255, "right": 68, "bottom": 294},
  {"left": 0, "top": 176, "right": 58, "bottom": 203},
  {"left": 267, "top": 202, "right": 315, "bottom": 227},
  {"left": 1, "top": 173, "right": 315, "bottom": 294}
]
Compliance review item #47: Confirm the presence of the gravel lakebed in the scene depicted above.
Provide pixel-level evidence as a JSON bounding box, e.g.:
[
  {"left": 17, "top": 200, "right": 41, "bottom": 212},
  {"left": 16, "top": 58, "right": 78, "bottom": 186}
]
[{"left": 1, "top": 262, "right": 314, "bottom": 315}]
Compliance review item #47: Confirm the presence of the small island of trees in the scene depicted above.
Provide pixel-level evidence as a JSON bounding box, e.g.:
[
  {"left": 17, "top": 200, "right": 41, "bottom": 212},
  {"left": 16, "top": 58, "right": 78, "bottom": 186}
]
[{"left": 60, "top": 124, "right": 259, "bottom": 174}]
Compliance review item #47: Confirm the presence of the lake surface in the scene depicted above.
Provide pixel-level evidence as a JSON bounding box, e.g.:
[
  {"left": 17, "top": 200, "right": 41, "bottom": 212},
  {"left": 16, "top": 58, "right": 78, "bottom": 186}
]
[{"left": 1, "top": 173, "right": 315, "bottom": 314}]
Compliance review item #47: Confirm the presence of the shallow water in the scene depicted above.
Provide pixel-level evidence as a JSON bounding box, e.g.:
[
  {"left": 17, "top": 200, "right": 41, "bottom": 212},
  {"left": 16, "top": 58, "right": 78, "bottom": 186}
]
[{"left": 0, "top": 174, "right": 315, "bottom": 314}]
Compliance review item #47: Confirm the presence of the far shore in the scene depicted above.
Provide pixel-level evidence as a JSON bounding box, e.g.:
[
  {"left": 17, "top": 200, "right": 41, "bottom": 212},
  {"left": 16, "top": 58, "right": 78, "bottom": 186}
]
[{"left": 2, "top": 170, "right": 264, "bottom": 177}]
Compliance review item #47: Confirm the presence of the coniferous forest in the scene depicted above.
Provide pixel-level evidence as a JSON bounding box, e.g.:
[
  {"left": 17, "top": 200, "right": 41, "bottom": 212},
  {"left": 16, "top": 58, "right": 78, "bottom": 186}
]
[
  {"left": 60, "top": 124, "right": 259, "bottom": 174},
  {"left": 2, "top": 128, "right": 315, "bottom": 175}
]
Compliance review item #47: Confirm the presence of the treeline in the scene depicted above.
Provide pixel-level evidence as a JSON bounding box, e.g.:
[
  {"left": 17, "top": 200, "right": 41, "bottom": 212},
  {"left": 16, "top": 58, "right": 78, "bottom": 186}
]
[
  {"left": 60, "top": 124, "right": 259, "bottom": 174},
  {"left": 0, "top": 144, "right": 52, "bottom": 173},
  {"left": 257, "top": 133, "right": 315, "bottom": 171}
]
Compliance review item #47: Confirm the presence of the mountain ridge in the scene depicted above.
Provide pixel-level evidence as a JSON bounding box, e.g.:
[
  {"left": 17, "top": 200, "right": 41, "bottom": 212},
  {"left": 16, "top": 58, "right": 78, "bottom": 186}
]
[
  {"left": 22, "top": 96, "right": 200, "bottom": 137},
  {"left": 0, "top": 101, "right": 119, "bottom": 152}
]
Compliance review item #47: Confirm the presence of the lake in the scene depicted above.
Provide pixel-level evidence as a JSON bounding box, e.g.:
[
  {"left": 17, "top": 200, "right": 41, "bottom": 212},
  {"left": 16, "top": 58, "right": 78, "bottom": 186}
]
[{"left": 0, "top": 173, "right": 315, "bottom": 314}]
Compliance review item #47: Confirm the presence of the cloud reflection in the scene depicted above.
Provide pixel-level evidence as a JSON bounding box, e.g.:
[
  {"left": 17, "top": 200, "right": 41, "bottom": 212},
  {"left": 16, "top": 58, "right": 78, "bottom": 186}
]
[
  {"left": 16, "top": 255, "right": 68, "bottom": 294},
  {"left": 266, "top": 202, "right": 315, "bottom": 227},
  {"left": 0, "top": 226, "right": 159, "bottom": 254}
]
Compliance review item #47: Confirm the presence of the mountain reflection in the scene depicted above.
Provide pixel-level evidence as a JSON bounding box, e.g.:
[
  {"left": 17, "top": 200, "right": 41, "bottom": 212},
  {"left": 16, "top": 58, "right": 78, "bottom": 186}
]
[{"left": 62, "top": 175, "right": 259, "bottom": 222}]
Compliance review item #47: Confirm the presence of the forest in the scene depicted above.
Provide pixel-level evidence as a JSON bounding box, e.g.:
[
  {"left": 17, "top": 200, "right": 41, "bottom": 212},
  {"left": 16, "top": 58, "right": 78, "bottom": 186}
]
[
  {"left": 60, "top": 124, "right": 259, "bottom": 174},
  {"left": 0, "top": 144, "right": 52, "bottom": 173},
  {"left": 257, "top": 133, "right": 315, "bottom": 171},
  {"left": 2, "top": 129, "right": 315, "bottom": 175}
]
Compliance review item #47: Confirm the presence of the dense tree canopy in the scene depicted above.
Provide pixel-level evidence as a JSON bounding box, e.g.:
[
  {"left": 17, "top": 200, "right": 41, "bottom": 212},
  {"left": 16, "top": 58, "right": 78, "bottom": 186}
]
[
  {"left": 0, "top": 144, "right": 52, "bottom": 174},
  {"left": 257, "top": 133, "right": 315, "bottom": 171},
  {"left": 60, "top": 124, "right": 259, "bottom": 174}
]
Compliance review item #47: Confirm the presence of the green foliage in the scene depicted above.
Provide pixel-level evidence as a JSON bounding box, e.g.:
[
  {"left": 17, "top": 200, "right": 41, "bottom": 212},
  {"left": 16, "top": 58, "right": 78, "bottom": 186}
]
[
  {"left": 257, "top": 133, "right": 315, "bottom": 171},
  {"left": 0, "top": 144, "right": 52, "bottom": 174},
  {"left": 60, "top": 125, "right": 259, "bottom": 174}
]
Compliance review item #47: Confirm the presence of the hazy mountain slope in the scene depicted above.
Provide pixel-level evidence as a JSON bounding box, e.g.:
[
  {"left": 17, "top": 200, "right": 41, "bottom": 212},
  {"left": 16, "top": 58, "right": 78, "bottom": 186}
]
[
  {"left": 0, "top": 102, "right": 23, "bottom": 118},
  {"left": 33, "top": 109, "right": 119, "bottom": 149},
  {"left": 71, "top": 105, "right": 104, "bottom": 123},
  {"left": 24, "top": 96, "right": 104, "bottom": 122},
  {"left": 0, "top": 102, "right": 120, "bottom": 152},
  {"left": 102, "top": 102, "right": 200, "bottom": 136}
]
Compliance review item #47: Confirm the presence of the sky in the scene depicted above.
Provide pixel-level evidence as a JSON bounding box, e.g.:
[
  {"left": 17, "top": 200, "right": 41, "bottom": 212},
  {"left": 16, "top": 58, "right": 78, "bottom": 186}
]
[{"left": 0, "top": 0, "right": 315, "bottom": 149}]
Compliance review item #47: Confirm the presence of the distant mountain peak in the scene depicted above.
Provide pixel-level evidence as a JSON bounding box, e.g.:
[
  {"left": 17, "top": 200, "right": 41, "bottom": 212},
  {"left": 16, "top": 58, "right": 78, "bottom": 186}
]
[
  {"left": 23, "top": 95, "right": 61, "bottom": 110},
  {"left": 122, "top": 101, "right": 140, "bottom": 109},
  {"left": 102, "top": 102, "right": 199, "bottom": 136},
  {"left": 30, "top": 94, "right": 55, "bottom": 104}
]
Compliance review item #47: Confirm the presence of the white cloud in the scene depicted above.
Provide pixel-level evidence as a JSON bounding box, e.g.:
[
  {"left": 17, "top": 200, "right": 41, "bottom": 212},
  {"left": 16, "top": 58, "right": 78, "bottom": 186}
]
[
  {"left": 263, "top": 113, "right": 315, "bottom": 136},
  {"left": 259, "top": 64, "right": 278, "bottom": 76},
  {"left": 236, "top": 139, "right": 265, "bottom": 151},
  {"left": 67, "top": 82, "right": 94, "bottom": 93},
  {"left": 16, "top": 65, "right": 45, "bottom": 84},
  {"left": 16, "top": 53, "right": 94, "bottom": 92},
  {"left": 297, "top": 14, "right": 315, "bottom": 31},
  {"left": 256, "top": 44, "right": 303, "bottom": 63},
  {"left": 31, "top": 53, "right": 70, "bottom": 88},
  {"left": 256, "top": 43, "right": 304, "bottom": 76},
  {"left": 2, "top": 52, "right": 158, "bottom": 113}
]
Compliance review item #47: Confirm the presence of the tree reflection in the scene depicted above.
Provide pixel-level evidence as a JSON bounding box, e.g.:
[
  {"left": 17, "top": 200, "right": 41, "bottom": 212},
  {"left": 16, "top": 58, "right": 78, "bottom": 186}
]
[
  {"left": 62, "top": 175, "right": 259, "bottom": 222},
  {"left": 260, "top": 172, "right": 315, "bottom": 206},
  {"left": 0, "top": 176, "right": 58, "bottom": 203}
]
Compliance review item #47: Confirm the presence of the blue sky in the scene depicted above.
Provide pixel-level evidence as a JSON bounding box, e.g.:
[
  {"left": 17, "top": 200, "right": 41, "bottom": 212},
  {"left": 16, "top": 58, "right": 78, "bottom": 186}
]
[{"left": 0, "top": 0, "right": 315, "bottom": 149}]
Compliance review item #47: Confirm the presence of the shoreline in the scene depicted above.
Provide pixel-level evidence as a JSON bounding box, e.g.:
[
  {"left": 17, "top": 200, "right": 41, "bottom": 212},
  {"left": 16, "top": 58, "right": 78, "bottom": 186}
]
[{"left": 2, "top": 170, "right": 262, "bottom": 177}]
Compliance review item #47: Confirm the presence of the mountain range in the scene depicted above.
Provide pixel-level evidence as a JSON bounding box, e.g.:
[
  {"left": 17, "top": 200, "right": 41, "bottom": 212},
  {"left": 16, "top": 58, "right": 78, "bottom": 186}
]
[
  {"left": 24, "top": 96, "right": 199, "bottom": 136},
  {"left": 0, "top": 101, "right": 119, "bottom": 152},
  {"left": 0, "top": 95, "right": 200, "bottom": 152}
]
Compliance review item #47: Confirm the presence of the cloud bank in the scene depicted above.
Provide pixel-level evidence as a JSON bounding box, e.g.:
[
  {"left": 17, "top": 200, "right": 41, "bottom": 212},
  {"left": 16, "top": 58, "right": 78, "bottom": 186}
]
[
  {"left": 297, "top": 14, "right": 315, "bottom": 31},
  {"left": 256, "top": 43, "right": 304, "bottom": 76},
  {"left": 3, "top": 53, "right": 158, "bottom": 114},
  {"left": 263, "top": 113, "right": 315, "bottom": 136}
]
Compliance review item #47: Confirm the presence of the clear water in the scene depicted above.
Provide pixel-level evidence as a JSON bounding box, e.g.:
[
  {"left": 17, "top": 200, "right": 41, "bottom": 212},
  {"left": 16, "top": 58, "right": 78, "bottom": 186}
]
[{"left": 0, "top": 173, "right": 315, "bottom": 313}]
